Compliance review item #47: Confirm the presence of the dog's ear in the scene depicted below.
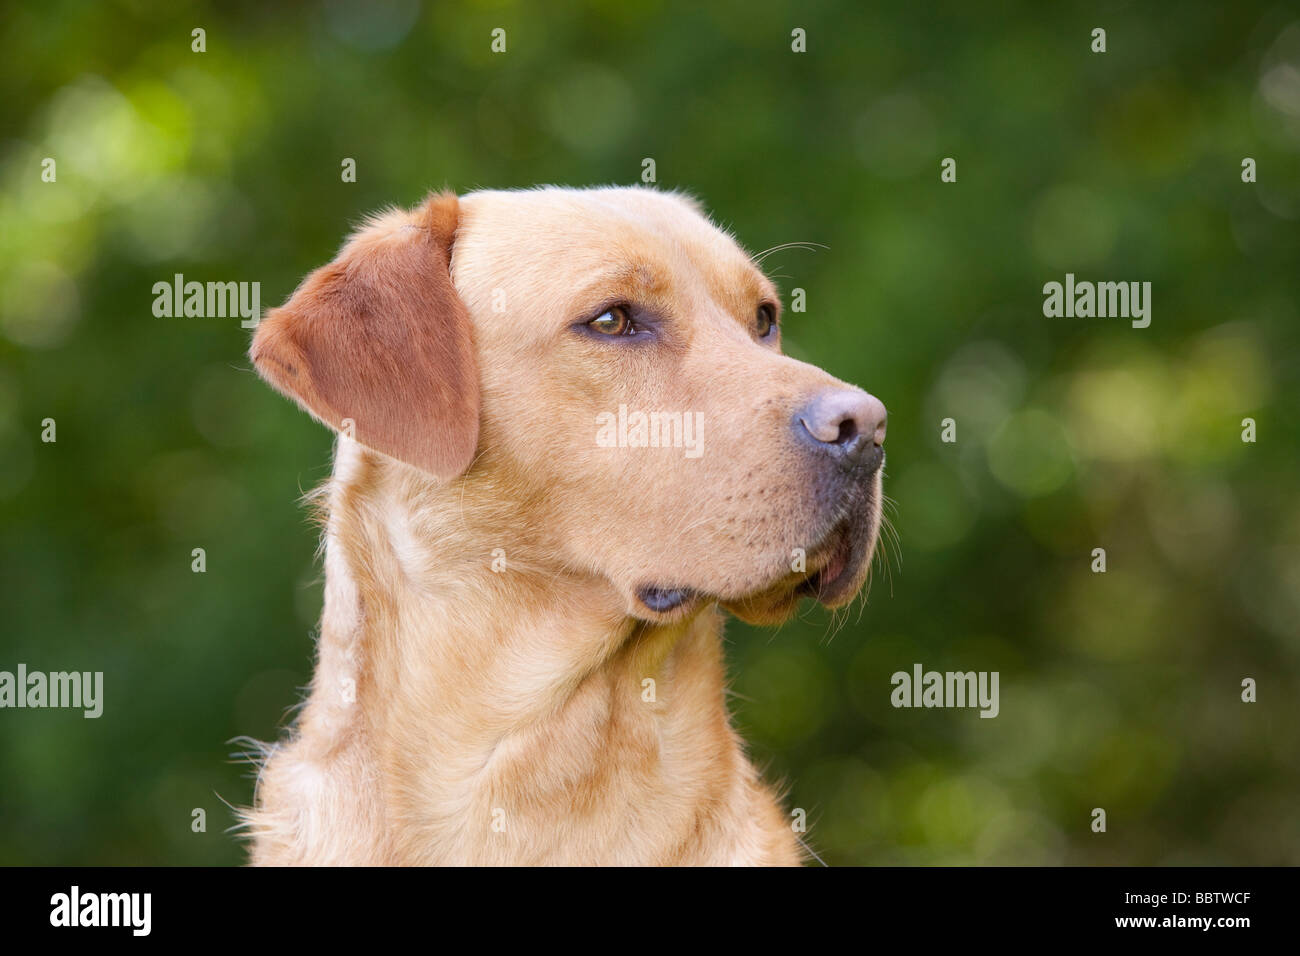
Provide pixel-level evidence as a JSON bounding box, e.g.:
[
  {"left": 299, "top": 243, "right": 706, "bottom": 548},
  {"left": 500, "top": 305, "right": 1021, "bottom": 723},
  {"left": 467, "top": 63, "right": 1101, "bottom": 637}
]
[{"left": 250, "top": 192, "right": 479, "bottom": 481}]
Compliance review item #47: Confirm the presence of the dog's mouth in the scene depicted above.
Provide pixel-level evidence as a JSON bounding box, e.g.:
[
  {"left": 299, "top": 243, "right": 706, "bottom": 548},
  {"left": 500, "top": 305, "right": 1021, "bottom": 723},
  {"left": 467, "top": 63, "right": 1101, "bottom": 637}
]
[
  {"left": 633, "top": 501, "right": 879, "bottom": 624},
  {"left": 719, "top": 514, "right": 875, "bottom": 625},
  {"left": 794, "top": 518, "right": 861, "bottom": 604}
]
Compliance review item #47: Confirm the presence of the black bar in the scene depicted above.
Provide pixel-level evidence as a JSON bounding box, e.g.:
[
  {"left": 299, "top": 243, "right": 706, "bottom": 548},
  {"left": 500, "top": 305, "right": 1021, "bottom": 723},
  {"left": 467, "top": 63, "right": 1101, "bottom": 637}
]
[{"left": 1, "top": 866, "right": 1291, "bottom": 941}]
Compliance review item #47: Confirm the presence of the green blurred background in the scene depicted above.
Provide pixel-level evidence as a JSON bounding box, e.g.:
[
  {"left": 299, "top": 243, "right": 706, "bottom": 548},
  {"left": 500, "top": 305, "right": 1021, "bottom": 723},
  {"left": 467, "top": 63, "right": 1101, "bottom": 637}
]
[{"left": 2, "top": 0, "right": 1298, "bottom": 865}]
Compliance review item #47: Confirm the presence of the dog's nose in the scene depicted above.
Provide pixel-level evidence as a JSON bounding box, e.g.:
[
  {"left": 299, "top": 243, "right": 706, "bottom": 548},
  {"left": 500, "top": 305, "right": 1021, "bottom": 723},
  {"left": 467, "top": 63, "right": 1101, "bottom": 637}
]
[{"left": 795, "top": 388, "right": 887, "bottom": 472}]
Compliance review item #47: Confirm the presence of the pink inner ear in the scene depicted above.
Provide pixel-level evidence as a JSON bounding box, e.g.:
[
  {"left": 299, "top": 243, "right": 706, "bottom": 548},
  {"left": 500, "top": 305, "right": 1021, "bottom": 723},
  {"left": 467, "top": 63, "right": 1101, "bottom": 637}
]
[{"left": 250, "top": 193, "right": 480, "bottom": 481}]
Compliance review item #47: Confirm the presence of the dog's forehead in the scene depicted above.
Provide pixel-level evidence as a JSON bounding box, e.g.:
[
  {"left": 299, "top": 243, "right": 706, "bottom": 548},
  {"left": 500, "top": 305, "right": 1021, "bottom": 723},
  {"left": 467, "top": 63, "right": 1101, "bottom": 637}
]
[
  {"left": 454, "top": 187, "right": 768, "bottom": 301},
  {"left": 460, "top": 186, "right": 720, "bottom": 242}
]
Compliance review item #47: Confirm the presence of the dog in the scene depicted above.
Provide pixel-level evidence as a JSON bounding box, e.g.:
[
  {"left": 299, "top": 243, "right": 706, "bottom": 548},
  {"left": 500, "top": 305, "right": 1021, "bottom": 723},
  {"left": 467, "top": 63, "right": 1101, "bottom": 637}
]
[{"left": 243, "top": 186, "right": 887, "bottom": 865}]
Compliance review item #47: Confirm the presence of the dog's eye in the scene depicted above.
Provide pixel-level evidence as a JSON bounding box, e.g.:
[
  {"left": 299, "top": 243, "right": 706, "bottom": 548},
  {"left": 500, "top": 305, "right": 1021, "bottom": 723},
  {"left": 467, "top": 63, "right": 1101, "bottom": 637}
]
[
  {"left": 588, "top": 306, "right": 634, "bottom": 336},
  {"left": 757, "top": 303, "right": 777, "bottom": 338}
]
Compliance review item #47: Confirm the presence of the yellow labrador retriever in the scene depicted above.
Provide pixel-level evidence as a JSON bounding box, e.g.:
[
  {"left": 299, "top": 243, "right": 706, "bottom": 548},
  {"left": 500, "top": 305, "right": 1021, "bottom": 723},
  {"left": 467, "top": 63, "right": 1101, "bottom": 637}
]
[{"left": 244, "top": 187, "right": 887, "bottom": 865}]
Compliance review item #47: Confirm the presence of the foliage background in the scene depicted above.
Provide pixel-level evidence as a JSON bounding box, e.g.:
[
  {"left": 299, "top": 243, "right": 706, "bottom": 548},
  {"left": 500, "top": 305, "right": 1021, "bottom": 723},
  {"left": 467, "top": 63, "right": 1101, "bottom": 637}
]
[{"left": 1, "top": 0, "right": 1298, "bottom": 865}]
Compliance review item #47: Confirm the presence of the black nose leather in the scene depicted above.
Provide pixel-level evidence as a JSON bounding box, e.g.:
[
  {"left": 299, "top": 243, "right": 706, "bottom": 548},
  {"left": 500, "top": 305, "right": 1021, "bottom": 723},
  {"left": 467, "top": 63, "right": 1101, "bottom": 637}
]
[{"left": 795, "top": 389, "right": 887, "bottom": 473}]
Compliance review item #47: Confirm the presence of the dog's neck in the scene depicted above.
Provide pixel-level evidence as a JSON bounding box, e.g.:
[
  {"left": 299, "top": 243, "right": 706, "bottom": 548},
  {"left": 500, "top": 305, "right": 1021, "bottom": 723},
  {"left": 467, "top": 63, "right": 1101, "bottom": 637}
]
[{"left": 248, "top": 440, "right": 800, "bottom": 865}]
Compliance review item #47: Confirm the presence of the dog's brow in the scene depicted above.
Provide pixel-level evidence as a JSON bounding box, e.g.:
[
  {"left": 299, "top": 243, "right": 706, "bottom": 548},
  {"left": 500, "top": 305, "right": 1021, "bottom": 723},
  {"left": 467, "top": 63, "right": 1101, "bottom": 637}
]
[
  {"left": 571, "top": 262, "right": 663, "bottom": 306},
  {"left": 711, "top": 263, "right": 774, "bottom": 319}
]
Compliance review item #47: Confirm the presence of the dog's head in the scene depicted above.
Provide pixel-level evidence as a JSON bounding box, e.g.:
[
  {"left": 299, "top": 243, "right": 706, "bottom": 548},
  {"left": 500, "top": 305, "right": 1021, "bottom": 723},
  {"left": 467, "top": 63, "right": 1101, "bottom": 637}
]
[{"left": 251, "top": 187, "right": 887, "bottom": 625}]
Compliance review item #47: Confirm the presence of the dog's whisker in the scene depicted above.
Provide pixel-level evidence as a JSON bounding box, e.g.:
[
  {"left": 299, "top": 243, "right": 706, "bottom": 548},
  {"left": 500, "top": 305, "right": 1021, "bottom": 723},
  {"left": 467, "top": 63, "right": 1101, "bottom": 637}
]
[{"left": 752, "top": 240, "right": 830, "bottom": 263}]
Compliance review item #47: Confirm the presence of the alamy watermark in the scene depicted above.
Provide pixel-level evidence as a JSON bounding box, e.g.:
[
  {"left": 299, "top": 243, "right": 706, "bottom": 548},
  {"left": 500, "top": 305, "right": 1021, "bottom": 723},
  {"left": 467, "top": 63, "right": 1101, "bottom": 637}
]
[
  {"left": 50, "top": 886, "right": 150, "bottom": 936},
  {"left": 1042, "top": 273, "right": 1151, "bottom": 328},
  {"left": 152, "top": 273, "right": 261, "bottom": 328},
  {"left": 0, "top": 664, "right": 103, "bottom": 718},
  {"left": 891, "top": 663, "right": 999, "bottom": 718},
  {"left": 595, "top": 404, "right": 704, "bottom": 459}
]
